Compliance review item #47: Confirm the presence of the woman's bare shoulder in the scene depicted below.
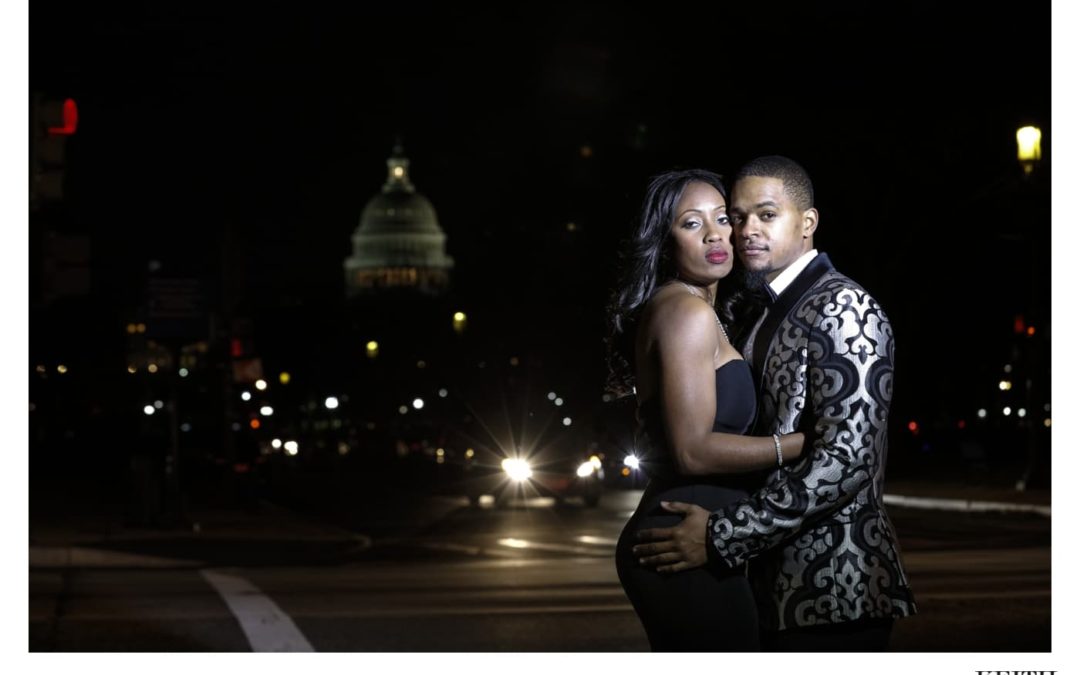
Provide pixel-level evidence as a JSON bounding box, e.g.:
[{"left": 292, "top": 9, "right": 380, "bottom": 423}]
[{"left": 643, "top": 287, "right": 717, "bottom": 346}]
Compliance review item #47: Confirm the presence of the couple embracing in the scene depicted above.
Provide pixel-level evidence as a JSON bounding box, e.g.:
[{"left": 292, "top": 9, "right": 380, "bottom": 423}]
[{"left": 607, "top": 156, "right": 917, "bottom": 652}]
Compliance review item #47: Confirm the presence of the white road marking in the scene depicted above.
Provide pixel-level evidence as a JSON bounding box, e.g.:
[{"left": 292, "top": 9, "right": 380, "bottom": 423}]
[
  {"left": 575, "top": 535, "right": 619, "bottom": 546},
  {"left": 496, "top": 538, "right": 607, "bottom": 556},
  {"left": 201, "top": 569, "right": 315, "bottom": 652}
]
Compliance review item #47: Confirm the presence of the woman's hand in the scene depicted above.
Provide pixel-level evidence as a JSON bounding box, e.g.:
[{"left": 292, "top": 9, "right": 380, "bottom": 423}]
[{"left": 632, "top": 501, "right": 710, "bottom": 573}]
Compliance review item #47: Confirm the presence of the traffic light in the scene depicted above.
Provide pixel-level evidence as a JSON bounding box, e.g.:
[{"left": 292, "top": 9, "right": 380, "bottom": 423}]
[{"left": 30, "top": 94, "right": 78, "bottom": 207}]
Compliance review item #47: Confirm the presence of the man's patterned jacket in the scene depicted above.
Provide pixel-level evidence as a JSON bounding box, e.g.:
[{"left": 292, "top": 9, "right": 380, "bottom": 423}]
[{"left": 707, "top": 253, "right": 917, "bottom": 630}]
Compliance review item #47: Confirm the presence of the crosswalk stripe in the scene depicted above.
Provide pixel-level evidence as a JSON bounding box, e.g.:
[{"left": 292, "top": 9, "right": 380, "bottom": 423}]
[{"left": 202, "top": 569, "right": 315, "bottom": 652}]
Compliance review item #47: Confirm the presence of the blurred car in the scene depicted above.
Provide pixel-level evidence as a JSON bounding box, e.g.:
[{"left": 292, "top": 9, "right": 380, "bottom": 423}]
[{"left": 456, "top": 444, "right": 605, "bottom": 508}]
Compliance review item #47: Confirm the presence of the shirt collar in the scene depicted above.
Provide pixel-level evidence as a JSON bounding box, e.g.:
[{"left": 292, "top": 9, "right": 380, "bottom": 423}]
[{"left": 769, "top": 249, "right": 819, "bottom": 297}]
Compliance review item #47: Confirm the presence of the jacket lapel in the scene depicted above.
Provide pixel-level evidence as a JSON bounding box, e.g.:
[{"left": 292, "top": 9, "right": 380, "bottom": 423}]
[{"left": 750, "top": 253, "right": 835, "bottom": 384}]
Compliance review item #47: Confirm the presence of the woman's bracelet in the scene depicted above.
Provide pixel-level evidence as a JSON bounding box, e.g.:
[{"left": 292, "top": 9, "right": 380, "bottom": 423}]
[{"left": 773, "top": 433, "right": 783, "bottom": 467}]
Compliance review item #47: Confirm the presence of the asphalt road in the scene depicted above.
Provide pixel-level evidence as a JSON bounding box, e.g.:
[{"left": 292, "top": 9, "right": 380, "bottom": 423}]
[{"left": 29, "top": 489, "right": 1050, "bottom": 652}]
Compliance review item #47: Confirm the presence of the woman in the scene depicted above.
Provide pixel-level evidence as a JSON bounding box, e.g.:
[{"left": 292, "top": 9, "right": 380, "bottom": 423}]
[{"left": 607, "top": 169, "right": 804, "bottom": 651}]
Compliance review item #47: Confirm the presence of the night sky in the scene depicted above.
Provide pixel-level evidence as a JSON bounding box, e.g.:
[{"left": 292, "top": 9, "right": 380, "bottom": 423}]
[{"left": 28, "top": 2, "right": 1052, "bottom": 463}]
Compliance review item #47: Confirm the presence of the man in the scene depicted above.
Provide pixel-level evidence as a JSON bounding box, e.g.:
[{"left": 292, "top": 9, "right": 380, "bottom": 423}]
[{"left": 633, "top": 156, "right": 917, "bottom": 651}]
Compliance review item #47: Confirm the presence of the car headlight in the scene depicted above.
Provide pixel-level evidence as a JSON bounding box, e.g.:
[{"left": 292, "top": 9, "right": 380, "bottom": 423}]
[
  {"left": 623, "top": 454, "right": 640, "bottom": 470},
  {"left": 576, "top": 461, "right": 596, "bottom": 477},
  {"left": 501, "top": 458, "right": 533, "bottom": 481}
]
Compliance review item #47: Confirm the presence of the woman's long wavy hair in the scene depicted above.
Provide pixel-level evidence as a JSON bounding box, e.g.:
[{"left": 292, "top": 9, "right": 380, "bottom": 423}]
[{"left": 604, "top": 169, "right": 765, "bottom": 399}]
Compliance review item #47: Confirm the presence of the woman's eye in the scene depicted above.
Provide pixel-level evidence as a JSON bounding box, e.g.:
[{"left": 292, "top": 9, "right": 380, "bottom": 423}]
[
  {"left": 682, "top": 220, "right": 700, "bottom": 229},
  {"left": 717, "top": 215, "right": 730, "bottom": 225}
]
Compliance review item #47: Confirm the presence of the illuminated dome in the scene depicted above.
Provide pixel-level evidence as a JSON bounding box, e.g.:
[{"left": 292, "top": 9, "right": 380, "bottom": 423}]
[{"left": 344, "top": 144, "right": 453, "bottom": 296}]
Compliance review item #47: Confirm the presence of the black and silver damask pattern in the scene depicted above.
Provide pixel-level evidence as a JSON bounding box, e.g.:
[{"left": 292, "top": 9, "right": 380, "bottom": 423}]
[{"left": 707, "top": 264, "right": 917, "bottom": 630}]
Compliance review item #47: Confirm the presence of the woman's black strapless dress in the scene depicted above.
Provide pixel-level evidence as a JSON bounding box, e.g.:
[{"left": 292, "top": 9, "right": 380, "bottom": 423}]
[{"left": 615, "top": 359, "right": 760, "bottom": 651}]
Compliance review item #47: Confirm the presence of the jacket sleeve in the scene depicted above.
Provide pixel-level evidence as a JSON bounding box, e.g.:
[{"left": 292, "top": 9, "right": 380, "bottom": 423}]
[{"left": 706, "top": 282, "right": 894, "bottom": 567}]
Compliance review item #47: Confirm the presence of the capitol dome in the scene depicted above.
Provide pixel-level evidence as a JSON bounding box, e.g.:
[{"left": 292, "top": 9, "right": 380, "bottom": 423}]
[{"left": 344, "top": 144, "right": 454, "bottom": 296}]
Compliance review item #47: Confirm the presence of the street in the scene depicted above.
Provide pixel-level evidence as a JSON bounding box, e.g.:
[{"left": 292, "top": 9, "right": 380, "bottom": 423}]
[{"left": 29, "top": 488, "right": 1050, "bottom": 652}]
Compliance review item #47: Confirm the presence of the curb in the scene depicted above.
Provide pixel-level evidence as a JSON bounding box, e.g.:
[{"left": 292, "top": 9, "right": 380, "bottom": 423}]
[
  {"left": 29, "top": 545, "right": 204, "bottom": 569},
  {"left": 883, "top": 493, "right": 1051, "bottom": 517}
]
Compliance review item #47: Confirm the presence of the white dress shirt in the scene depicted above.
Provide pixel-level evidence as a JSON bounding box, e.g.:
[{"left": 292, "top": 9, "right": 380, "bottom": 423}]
[{"left": 769, "top": 249, "right": 819, "bottom": 297}]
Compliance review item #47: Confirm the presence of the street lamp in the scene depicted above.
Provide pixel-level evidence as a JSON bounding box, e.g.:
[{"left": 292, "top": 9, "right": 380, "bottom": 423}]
[{"left": 1016, "top": 126, "right": 1042, "bottom": 175}]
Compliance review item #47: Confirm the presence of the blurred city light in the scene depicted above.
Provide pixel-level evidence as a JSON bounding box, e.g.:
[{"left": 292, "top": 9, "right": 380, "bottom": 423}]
[
  {"left": 127, "top": 365, "right": 137, "bottom": 374},
  {"left": 154, "top": 400, "right": 164, "bottom": 409},
  {"left": 250, "top": 419, "right": 261, "bottom": 429},
  {"left": 977, "top": 409, "right": 988, "bottom": 419},
  {"left": 241, "top": 391, "right": 252, "bottom": 401},
  {"left": 279, "top": 372, "right": 291, "bottom": 385},
  {"left": 180, "top": 423, "right": 192, "bottom": 432},
  {"left": 413, "top": 398, "right": 424, "bottom": 410},
  {"left": 1003, "top": 407, "right": 1012, "bottom": 416},
  {"left": 554, "top": 398, "right": 564, "bottom": 406},
  {"left": 35, "top": 365, "right": 46, "bottom": 374},
  {"left": 284, "top": 440, "right": 299, "bottom": 455},
  {"left": 438, "top": 388, "right": 448, "bottom": 398},
  {"left": 999, "top": 380, "right": 1012, "bottom": 391},
  {"left": 1044, "top": 419, "right": 1052, "bottom": 428},
  {"left": 501, "top": 458, "right": 532, "bottom": 481},
  {"left": 179, "top": 368, "right": 189, "bottom": 377},
  {"left": 452, "top": 311, "right": 467, "bottom": 334},
  {"left": 1004, "top": 364, "right": 1013, "bottom": 373},
  {"left": 465, "top": 448, "right": 475, "bottom": 459},
  {"left": 57, "top": 364, "right": 68, "bottom": 374},
  {"left": 366, "top": 340, "right": 379, "bottom": 358},
  {"left": 143, "top": 405, "right": 155, "bottom": 415},
  {"left": 255, "top": 379, "right": 268, "bottom": 391},
  {"left": 325, "top": 396, "right": 339, "bottom": 410},
  {"left": 562, "top": 417, "right": 572, "bottom": 426},
  {"left": 260, "top": 406, "right": 274, "bottom": 416},
  {"left": 547, "top": 392, "right": 557, "bottom": 400},
  {"left": 576, "top": 461, "right": 595, "bottom": 477},
  {"left": 272, "top": 438, "right": 283, "bottom": 449},
  {"left": 338, "top": 442, "right": 350, "bottom": 456},
  {"left": 624, "top": 455, "right": 640, "bottom": 470},
  {"left": 1016, "top": 125, "right": 1042, "bottom": 174},
  {"left": 399, "top": 406, "right": 408, "bottom": 414},
  {"left": 1018, "top": 408, "right": 1027, "bottom": 418}
]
